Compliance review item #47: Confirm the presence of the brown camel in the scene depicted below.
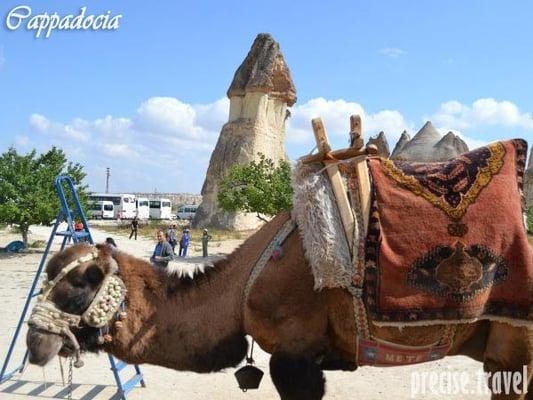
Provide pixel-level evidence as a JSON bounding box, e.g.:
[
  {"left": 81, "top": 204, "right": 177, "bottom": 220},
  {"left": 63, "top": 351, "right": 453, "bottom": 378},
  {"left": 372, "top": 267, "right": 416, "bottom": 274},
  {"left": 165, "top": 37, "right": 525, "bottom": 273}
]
[{"left": 26, "top": 212, "right": 532, "bottom": 399}]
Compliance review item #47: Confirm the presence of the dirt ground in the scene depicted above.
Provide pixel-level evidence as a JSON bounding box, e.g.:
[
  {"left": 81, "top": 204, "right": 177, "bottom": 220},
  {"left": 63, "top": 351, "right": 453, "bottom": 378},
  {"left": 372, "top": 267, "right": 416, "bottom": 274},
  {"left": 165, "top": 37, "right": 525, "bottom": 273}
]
[{"left": 0, "top": 224, "right": 489, "bottom": 400}]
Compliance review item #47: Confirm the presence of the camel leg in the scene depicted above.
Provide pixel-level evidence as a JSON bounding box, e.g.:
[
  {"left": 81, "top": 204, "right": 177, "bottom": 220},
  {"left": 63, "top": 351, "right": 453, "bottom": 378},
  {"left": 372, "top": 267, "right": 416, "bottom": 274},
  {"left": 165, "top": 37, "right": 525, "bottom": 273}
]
[
  {"left": 483, "top": 322, "right": 532, "bottom": 400},
  {"left": 270, "top": 352, "right": 325, "bottom": 400}
]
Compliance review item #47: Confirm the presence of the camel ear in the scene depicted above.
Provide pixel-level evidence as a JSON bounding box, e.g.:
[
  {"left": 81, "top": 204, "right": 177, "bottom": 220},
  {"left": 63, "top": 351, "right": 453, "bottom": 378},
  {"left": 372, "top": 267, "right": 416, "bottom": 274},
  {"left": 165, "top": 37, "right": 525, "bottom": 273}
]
[{"left": 95, "top": 244, "right": 119, "bottom": 275}]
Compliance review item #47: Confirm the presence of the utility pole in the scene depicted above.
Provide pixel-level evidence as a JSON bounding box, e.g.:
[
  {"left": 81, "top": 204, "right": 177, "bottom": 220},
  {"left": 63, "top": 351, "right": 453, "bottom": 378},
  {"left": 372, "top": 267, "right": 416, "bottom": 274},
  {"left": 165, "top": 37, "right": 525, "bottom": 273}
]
[{"left": 105, "top": 167, "right": 110, "bottom": 193}]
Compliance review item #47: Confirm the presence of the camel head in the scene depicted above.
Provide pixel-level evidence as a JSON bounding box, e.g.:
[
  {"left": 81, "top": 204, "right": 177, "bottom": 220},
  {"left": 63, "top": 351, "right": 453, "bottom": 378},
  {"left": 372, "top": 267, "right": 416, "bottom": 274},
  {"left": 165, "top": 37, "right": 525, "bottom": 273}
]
[{"left": 26, "top": 243, "right": 122, "bottom": 367}]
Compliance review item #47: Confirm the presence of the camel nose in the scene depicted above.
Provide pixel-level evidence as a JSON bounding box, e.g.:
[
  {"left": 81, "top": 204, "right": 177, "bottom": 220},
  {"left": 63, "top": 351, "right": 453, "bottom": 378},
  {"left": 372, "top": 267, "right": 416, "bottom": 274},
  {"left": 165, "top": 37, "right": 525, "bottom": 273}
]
[
  {"left": 26, "top": 327, "right": 63, "bottom": 366},
  {"left": 28, "top": 350, "right": 48, "bottom": 366}
]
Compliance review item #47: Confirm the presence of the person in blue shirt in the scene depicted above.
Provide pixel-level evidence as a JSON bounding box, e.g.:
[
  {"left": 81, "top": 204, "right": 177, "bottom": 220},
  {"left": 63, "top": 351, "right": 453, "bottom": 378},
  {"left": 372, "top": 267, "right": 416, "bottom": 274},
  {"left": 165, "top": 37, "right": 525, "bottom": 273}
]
[
  {"left": 179, "top": 228, "right": 190, "bottom": 257},
  {"left": 150, "top": 230, "right": 174, "bottom": 268}
]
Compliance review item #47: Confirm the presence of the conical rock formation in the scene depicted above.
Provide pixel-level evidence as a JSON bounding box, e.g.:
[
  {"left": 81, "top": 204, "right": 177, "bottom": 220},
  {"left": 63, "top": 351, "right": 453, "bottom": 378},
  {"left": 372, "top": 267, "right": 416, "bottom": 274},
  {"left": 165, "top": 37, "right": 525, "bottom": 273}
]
[
  {"left": 391, "top": 121, "right": 468, "bottom": 161},
  {"left": 193, "top": 34, "right": 296, "bottom": 230},
  {"left": 368, "top": 131, "right": 390, "bottom": 157},
  {"left": 391, "top": 130, "right": 411, "bottom": 158}
]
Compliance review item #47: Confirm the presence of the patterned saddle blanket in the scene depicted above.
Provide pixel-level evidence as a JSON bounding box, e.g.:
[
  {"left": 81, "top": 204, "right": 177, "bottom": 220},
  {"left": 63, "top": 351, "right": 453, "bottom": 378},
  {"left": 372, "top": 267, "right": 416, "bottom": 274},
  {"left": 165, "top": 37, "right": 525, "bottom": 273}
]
[{"left": 364, "top": 139, "right": 532, "bottom": 327}]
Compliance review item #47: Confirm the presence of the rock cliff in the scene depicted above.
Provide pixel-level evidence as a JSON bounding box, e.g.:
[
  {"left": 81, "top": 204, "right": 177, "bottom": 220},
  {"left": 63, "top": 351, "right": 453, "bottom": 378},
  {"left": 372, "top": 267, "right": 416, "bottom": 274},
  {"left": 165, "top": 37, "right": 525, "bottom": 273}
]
[
  {"left": 390, "top": 121, "right": 468, "bottom": 161},
  {"left": 193, "top": 33, "right": 296, "bottom": 230},
  {"left": 368, "top": 131, "right": 390, "bottom": 158}
]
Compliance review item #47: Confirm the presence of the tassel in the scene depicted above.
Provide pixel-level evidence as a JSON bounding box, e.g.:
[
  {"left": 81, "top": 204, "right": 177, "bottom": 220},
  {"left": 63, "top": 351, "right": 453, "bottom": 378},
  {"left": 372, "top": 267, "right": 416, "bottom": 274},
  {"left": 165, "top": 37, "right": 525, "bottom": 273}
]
[{"left": 74, "top": 355, "right": 84, "bottom": 368}]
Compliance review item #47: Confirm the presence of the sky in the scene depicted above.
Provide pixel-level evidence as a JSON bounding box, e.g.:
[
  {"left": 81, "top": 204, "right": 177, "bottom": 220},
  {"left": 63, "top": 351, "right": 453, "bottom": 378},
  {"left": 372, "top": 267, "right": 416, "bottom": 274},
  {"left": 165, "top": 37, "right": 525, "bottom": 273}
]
[{"left": 0, "top": 0, "right": 532, "bottom": 194}]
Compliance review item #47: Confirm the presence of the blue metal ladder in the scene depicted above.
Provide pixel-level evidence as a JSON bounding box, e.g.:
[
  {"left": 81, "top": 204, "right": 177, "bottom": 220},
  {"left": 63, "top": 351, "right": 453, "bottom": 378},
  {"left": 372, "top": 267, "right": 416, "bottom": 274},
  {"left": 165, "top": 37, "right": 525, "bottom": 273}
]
[{"left": 0, "top": 175, "right": 145, "bottom": 399}]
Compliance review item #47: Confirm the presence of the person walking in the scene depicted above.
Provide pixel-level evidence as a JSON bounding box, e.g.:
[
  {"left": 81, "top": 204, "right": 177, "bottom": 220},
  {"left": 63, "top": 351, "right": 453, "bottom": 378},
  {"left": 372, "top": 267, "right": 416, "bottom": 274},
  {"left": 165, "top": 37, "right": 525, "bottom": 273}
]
[
  {"left": 179, "top": 228, "right": 190, "bottom": 257},
  {"left": 150, "top": 230, "right": 174, "bottom": 268},
  {"left": 201, "top": 229, "right": 212, "bottom": 258},
  {"left": 129, "top": 216, "right": 139, "bottom": 240},
  {"left": 167, "top": 224, "right": 177, "bottom": 252}
]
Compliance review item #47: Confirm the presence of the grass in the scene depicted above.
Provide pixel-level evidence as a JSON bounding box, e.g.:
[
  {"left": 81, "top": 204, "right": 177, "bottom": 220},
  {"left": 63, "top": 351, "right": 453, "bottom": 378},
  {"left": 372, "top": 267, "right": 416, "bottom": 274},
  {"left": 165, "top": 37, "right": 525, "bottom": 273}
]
[
  {"left": 29, "top": 240, "right": 46, "bottom": 249},
  {"left": 528, "top": 234, "right": 533, "bottom": 247}
]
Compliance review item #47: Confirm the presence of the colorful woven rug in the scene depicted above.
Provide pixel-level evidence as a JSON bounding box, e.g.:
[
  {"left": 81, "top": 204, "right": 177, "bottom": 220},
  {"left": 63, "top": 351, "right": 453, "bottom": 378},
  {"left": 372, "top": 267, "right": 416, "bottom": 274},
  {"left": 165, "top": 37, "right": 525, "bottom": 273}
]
[{"left": 364, "top": 139, "right": 532, "bottom": 327}]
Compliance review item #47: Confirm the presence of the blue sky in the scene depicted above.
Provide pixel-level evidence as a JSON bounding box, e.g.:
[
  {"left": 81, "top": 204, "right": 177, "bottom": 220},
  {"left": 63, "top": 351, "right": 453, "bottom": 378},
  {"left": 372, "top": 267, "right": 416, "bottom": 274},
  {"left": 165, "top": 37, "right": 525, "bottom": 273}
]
[{"left": 1, "top": 0, "right": 532, "bottom": 193}]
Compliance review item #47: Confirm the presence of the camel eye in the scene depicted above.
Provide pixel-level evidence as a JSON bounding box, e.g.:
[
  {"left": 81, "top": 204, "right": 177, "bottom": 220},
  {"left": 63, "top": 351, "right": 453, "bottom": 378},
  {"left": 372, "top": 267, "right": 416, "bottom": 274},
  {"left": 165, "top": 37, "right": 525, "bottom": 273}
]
[
  {"left": 71, "top": 278, "right": 87, "bottom": 288},
  {"left": 85, "top": 265, "right": 104, "bottom": 285}
]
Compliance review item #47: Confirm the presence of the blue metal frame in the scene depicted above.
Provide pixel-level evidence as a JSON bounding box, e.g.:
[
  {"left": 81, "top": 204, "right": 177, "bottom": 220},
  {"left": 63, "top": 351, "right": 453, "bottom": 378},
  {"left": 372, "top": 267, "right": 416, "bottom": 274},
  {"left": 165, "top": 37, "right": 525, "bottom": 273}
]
[{"left": 0, "top": 175, "right": 145, "bottom": 399}]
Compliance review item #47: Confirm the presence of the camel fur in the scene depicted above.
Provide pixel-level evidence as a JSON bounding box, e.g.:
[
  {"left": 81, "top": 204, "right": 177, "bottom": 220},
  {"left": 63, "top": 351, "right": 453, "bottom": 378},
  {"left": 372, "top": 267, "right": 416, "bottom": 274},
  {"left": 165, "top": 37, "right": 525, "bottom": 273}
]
[{"left": 25, "top": 213, "right": 533, "bottom": 399}]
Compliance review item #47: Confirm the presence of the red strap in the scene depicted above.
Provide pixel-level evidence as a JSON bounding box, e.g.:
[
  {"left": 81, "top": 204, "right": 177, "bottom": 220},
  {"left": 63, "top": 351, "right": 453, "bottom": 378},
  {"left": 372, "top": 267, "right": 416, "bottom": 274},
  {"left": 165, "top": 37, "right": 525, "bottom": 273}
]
[{"left": 357, "top": 338, "right": 451, "bottom": 367}]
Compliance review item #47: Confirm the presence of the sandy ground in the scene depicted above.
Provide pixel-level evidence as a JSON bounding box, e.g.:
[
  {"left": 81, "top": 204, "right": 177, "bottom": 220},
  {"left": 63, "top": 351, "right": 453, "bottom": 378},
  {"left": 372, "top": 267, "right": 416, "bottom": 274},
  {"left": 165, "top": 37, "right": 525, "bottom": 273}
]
[{"left": 0, "top": 224, "right": 490, "bottom": 400}]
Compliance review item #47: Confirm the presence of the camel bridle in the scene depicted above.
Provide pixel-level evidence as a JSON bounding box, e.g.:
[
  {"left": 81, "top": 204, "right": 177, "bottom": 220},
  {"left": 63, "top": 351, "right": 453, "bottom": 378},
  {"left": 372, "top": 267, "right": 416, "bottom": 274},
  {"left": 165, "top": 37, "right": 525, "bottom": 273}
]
[{"left": 28, "top": 248, "right": 126, "bottom": 368}]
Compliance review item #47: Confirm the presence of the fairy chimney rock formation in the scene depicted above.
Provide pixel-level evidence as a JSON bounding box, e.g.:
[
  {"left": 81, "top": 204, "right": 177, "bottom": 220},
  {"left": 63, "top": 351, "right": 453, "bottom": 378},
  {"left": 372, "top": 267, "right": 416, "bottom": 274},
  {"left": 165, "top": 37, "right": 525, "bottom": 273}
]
[
  {"left": 193, "top": 33, "right": 296, "bottom": 230},
  {"left": 391, "top": 121, "right": 468, "bottom": 161},
  {"left": 391, "top": 130, "right": 411, "bottom": 158},
  {"left": 368, "top": 131, "right": 390, "bottom": 158}
]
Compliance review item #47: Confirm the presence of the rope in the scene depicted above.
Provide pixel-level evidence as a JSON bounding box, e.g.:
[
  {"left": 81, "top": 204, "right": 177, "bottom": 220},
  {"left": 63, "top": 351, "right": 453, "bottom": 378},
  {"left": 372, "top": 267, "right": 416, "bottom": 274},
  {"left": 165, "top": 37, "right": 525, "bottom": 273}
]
[
  {"left": 243, "top": 219, "right": 296, "bottom": 300},
  {"left": 315, "top": 155, "right": 368, "bottom": 176},
  {"left": 67, "top": 357, "right": 73, "bottom": 400},
  {"left": 59, "top": 357, "right": 65, "bottom": 386},
  {"left": 246, "top": 339, "right": 255, "bottom": 364}
]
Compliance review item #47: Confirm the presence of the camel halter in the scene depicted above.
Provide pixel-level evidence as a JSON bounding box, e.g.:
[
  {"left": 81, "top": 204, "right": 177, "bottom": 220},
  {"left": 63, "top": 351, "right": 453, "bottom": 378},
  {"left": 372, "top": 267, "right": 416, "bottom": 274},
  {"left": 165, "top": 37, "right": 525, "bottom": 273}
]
[{"left": 28, "top": 249, "right": 127, "bottom": 368}]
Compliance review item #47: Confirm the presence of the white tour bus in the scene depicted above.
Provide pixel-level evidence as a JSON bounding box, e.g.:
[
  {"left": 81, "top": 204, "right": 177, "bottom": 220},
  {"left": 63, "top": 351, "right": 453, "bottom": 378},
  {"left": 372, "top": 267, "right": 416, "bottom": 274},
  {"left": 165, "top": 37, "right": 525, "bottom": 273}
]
[
  {"left": 176, "top": 204, "right": 198, "bottom": 220},
  {"left": 149, "top": 198, "right": 172, "bottom": 219},
  {"left": 88, "top": 193, "right": 136, "bottom": 219},
  {"left": 135, "top": 197, "right": 150, "bottom": 220},
  {"left": 88, "top": 200, "right": 114, "bottom": 219}
]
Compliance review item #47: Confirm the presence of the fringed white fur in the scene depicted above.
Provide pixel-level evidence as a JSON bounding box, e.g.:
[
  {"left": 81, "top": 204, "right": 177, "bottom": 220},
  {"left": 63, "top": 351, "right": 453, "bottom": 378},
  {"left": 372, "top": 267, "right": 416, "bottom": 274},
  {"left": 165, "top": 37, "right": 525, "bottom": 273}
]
[
  {"left": 291, "top": 161, "right": 357, "bottom": 290},
  {"left": 165, "top": 256, "right": 222, "bottom": 279}
]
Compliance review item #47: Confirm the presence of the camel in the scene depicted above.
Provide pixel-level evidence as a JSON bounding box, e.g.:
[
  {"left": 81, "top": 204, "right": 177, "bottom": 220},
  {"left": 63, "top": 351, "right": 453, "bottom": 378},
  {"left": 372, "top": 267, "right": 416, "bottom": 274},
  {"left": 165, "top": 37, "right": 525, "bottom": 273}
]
[{"left": 25, "top": 209, "right": 532, "bottom": 400}]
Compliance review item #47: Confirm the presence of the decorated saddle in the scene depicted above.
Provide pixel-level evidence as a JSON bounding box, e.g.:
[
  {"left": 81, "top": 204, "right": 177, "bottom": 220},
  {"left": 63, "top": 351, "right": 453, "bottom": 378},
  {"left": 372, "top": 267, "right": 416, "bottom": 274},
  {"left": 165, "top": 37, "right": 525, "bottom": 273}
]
[{"left": 365, "top": 139, "right": 532, "bottom": 327}]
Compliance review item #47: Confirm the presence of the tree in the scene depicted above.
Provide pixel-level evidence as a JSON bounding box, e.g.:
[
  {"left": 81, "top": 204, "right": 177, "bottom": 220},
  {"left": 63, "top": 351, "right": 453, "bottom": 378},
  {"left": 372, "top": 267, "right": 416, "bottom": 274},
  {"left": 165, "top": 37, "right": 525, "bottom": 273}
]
[
  {"left": 217, "top": 154, "right": 293, "bottom": 222},
  {"left": 0, "top": 147, "right": 87, "bottom": 247}
]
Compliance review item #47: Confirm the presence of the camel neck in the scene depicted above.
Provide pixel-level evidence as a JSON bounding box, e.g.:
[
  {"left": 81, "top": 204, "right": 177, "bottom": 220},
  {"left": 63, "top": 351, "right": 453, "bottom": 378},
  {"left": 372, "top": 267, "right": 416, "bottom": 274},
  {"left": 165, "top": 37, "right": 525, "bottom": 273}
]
[{"left": 106, "top": 245, "right": 253, "bottom": 372}]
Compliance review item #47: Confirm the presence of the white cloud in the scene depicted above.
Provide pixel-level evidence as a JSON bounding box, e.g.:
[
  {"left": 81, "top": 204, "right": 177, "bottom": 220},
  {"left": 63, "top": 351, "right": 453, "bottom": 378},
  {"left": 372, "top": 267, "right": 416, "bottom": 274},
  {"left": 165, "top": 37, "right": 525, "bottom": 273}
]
[
  {"left": 430, "top": 98, "right": 533, "bottom": 131},
  {"left": 286, "top": 97, "right": 413, "bottom": 146},
  {"left": 28, "top": 97, "right": 229, "bottom": 155},
  {"left": 195, "top": 98, "right": 230, "bottom": 132},
  {"left": 30, "top": 113, "right": 91, "bottom": 142},
  {"left": 99, "top": 143, "right": 139, "bottom": 158},
  {"left": 24, "top": 97, "right": 230, "bottom": 192},
  {"left": 380, "top": 47, "right": 406, "bottom": 58},
  {"left": 135, "top": 97, "right": 200, "bottom": 138},
  {"left": 23, "top": 95, "right": 530, "bottom": 193},
  {"left": 134, "top": 97, "right": 225, "bottom": 142},
  {"left": 92, "top": 115, "right": 132, "bottom": 138}
]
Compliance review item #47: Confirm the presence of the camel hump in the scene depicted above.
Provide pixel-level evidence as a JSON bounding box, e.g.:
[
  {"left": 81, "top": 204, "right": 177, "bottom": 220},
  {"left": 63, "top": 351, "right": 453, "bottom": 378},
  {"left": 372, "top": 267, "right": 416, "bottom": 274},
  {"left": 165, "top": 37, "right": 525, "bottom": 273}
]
[{"left": 166, "top": 256, "right": 224, "bottom": 279}]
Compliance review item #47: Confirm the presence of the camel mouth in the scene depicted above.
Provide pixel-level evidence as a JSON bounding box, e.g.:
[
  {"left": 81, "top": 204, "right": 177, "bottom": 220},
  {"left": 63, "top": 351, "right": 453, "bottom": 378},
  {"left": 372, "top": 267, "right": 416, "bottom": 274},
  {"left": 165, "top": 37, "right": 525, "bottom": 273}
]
[{"left": 26, "top": 327, "right": 64, "bottom": 366}]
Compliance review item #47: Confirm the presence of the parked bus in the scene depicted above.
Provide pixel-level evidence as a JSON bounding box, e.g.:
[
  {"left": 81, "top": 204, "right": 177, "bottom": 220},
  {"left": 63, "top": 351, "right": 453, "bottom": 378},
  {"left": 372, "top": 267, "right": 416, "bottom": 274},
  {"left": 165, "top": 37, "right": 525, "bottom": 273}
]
[
  {"left": 88, "top": 200, "right": 114, "bottom": 219},
  {"left": 176, "top": 204, "right": 198, "bottom": 220},
  {"left": 149, "top": 198, "right": 172, "bottom": 219},
  {"left": 88, "top": 193, "right": 136, "bottom": 219},
  {"left": 135, "top": 197, "right": 150, "bottom": 219}
]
